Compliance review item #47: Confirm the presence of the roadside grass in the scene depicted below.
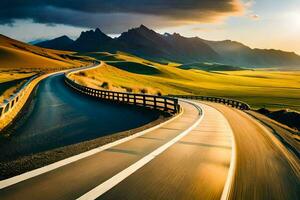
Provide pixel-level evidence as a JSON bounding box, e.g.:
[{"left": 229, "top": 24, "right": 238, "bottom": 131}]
[
  {"left": 0, "top": 70, "right": 37, "bottom": 103},
  {"left": 0, "top": 70, "right": 36, "bottom": 84},
  {"left": 70, "top": 52, "right": 300, "bottom": 112}
]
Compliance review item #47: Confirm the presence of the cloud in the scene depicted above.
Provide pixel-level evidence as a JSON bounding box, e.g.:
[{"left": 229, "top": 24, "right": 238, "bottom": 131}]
[{"left": 0, "top": 0, "right": 245, "bottom": 33}]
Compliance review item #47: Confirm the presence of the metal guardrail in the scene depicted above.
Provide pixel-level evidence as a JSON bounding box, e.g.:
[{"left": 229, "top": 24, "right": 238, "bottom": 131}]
[
  {"left": 170, "top": 95, "right": 250, "bottom": 110},
  {"left": 0, "top": 74, "right": 40, "bottom": 119},
  {"left": 64, "top": 75, "right": 180, "bottom": 114}
]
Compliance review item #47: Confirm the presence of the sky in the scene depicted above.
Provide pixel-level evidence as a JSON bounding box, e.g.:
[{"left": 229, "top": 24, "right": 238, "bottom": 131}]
[{"left": 0, "top": 0, "right": 299, "bottom": 54}]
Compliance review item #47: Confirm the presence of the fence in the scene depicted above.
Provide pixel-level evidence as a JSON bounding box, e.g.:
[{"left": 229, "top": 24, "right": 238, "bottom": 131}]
[
  {"left": 0, "top": 74, "right": 40, "bottom": 119},
  {"left": 64, "top": 76, "right": 180, "bottom": 114},
  {"left": 170, "top": 95, "right": 250, "bottom": 110}
]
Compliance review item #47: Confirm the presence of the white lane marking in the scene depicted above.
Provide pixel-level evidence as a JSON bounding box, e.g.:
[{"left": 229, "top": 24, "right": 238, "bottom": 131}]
[
  {"left": 0, "top": 108, "right": 183, "bottom": 189},
  {"left": 219, "top": 118, "right": 236, "bottom": 200},
  {"left": 77, "top": 101, "right": 203, "bottom": 200},
  {"left": 198, "top": 102, "right": 236, "bottom": 200}
]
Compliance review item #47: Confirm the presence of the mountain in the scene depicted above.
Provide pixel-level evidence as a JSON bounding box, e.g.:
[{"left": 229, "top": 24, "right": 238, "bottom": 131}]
[
  {"left": 68, "top": 28, "right": 121, "bottom": 52},
  {"left": 117, "top": 25, "right": 174, "bottom": 59},
  {"left": 36, "top": 35, "right": 74, "bottom": 50},
  {"left": 202, "top": 39, "right": 300, "bottom": 67},
  {"left": 29, "top": 39, "right": 47, "bottom": 45},
  {"left": 0, "top": 34, "right": 86, "bottom": 69},
  {"left": 34, "top": 25, "right": 300, "bottom": 67},
  {"left": 117, "top": 25, "right": 219, "bottom": 62},
  {"left": 163, "top": 33, "right": 220, "bottom": 62}
]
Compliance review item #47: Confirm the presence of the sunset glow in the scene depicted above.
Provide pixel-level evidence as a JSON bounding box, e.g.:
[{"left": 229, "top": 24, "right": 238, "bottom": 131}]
[{"left": 0, "top": 0, "right": 299, "bottom": 54}]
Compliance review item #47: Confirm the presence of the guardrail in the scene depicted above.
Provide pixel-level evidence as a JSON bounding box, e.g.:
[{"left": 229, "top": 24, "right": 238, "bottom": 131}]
[
  {"left": 170, "top": 95, "right": 250, "bottom": 110},
  {"left": 0, "top": 74, "right": 40, "bottom": 119},
  {"left": 64, "top": 75, "right": 180, "bottom": 114}
]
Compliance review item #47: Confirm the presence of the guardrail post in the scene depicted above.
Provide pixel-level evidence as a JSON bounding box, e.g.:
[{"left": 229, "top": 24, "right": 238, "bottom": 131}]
[
  {"left": 164, "top": 98, "right": 168, "bottom": 111},
  {"left": 234, "top": 101, "right": 238, "bottom": 108},
  {"left": 154, "top": 97, "right": 157, "bottom": 109},
  {"left": 134, "top": 94, "right": 137, "bottom": 105},
  {"left": 143, "top": 95, "right": 146, "bottom": 106},
  {"left": 174, "top": 99, "right": 178, "bottom": 113}
]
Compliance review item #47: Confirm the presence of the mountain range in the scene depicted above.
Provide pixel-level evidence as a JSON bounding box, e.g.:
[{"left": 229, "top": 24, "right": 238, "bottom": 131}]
[{"left": 36, "top": 25, "right": 300, "bottom": 68}]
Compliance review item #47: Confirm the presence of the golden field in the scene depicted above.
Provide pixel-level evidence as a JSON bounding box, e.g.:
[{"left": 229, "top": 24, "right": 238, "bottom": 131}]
[
  {"left": 0, "top": 34, "right": 92, "bottom": 70},
  {"left": 71, "top": 52, "right": 300, "bottom": 111},
  {"left": 0, "top": 70, "right": 36, "bottom": 103},
  {"left": 0, "top": 34, "right": 93, "bottom": 103}
]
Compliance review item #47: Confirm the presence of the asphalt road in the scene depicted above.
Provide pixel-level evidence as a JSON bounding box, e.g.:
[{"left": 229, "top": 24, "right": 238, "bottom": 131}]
[
  {"left": 0, "top": 99, "right": 299, "bottom": 200},
  {"left": 204, "top": 102, "right": 300, "bottom": 200},
  {"left": 0, "top": 101, "right": 203, "bottom": 200},
  {"left": 99, "top": 103, "right": 234, "bottom": 200},
  {"left": 0, "top": 73, "right": 160, "bottom": 161}
]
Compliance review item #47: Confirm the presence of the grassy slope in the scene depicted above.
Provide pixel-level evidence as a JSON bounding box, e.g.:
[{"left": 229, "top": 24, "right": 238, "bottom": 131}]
[
  {"left": 0, "top": 70, "right": 35, "bottom": 84},
  {"left": 0, "top": 34, "right": 91, "bottom": 69},
  {"left": 71, "top": 52, "right": 300, "bottom": 111},
  {"left": 0, "top": 34, "right": 94, "bottom": 104},
  {"left": 179, "top": 62, "right": 246, "bottom": 71},
  {"left": 0, "top": 71, "right": 36, "bottom": 103}
]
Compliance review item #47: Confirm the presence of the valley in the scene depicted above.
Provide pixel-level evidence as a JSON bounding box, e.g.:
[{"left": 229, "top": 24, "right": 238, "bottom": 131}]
[{"left": 70, "top": 52, "right": 300, "bottom": 112}]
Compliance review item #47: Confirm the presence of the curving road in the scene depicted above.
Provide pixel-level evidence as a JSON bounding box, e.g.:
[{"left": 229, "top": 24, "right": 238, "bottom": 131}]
[
  {"left": 0, "top": 100, "right": 237, "bottom": 200},
  {"left": 0, "top": 83, "right": 299, "bottom": 200},
  {"left": 0, "top": 73, "right": 160, "bottom": 161},
  {"left": 204, "top": 102, "right": 300, "bottom": 200}
]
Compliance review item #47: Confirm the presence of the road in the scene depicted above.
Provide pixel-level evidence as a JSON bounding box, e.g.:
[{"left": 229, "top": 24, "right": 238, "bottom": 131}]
[
  {"left": 0, "top": 101, "right": 205, "bottom": 199},
  {"left": 0, "top": 98, "right": 299, "bottom": 199},
  {"left": 98, "top": 103, "right": 234, "bottom": 200},
  {"left": 0, "top": 73, "right": 160, "bottom": 161},
  {"left": 204, "top": 102, "right": 300, "bottom": 200}
]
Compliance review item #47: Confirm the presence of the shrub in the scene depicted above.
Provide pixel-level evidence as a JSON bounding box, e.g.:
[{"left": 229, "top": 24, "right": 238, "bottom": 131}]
[
  {"left": 126, "top": 88, "right": 133, "bottom": 93},
  {"left": 140, "top": 88, "right": 148, "bottom": 94},
  {"left": 100, "top": 81, "right": 109, "bottom": 89},
  {"left": 78, "top": 71, "right": 86, "bottom": 76},
  {"left": 157, "top": 91, "right": 162, "bottom": 96},
  {"left": 121, "top": 86, "right": 133, "bottom": 93}
]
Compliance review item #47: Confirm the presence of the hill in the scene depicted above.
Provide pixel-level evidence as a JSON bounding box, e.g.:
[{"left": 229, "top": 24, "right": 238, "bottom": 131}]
[
  {"left": 35, "top": 25, "right": 300, "bottom": 68},
  {"left": 36, "top": 35, "right": 74, "bottom": 50},
  {"left": 179, "top": 62, "right": 246, "bottom": 71},
  {"left": 0, "top": 34, "right": 89, "bottom": 69},
  {"left": 70, "top": 52, "right": 300, "bottom": 111},
  {"left": 202, "top": 39, "right": 300, "bottom": 68}
]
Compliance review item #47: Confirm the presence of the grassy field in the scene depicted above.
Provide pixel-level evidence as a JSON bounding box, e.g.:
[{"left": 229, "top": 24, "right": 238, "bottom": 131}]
[
  {"left": 0, "top": 70, "right": 36, "bottom": 103},
  {"left": 71, "top": 52, "right": 300, "bottom": 111},
  {"left": 0, "top": 34, "right": 94, "bottom": 103},
  {"left": 0, "top": 69, "right": 36, "bottom": 84}
]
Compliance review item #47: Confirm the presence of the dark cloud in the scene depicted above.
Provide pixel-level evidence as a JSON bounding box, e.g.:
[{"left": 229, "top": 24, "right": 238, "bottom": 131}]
[{"left": 0, "top": 0, "right": 244, "bottom": 33}]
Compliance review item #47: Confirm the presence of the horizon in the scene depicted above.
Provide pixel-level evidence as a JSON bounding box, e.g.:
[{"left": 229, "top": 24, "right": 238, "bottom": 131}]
[
  {"left": 2, "top": 24, "right": 300, "bottom": 56},
  {"left": 0, "top": 0, "right": 299, "bottom": 54}
]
